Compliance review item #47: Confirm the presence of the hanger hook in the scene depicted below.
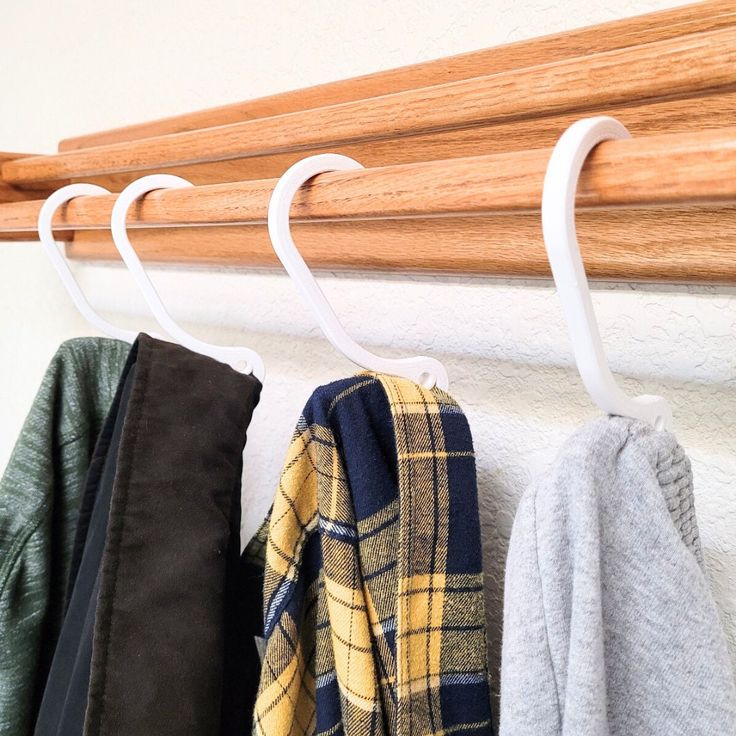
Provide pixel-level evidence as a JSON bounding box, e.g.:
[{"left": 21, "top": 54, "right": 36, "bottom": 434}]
[
  {"left": 110, "top": 174, "right": 265, "bottom": 381},
  {"left": 267, "top": 153, "right": 448, "bottom": 390},
  {"left": 542, "top": 116, "right": 671, "bottom": 430},
  {"left": 38, "top": 183, "right": 138, "bottom": 343}
]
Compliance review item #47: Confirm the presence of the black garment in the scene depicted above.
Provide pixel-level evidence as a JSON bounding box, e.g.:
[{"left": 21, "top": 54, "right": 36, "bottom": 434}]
[
  {"left": 224, "top": 524, "right": 268, "bottom": 733},
  {"left": 34, "top": 335, "right": 262, "bottom": 736}
]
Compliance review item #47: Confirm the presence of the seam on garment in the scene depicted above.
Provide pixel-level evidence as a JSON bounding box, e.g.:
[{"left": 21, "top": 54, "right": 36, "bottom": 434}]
[
  {"left": 0, "top": 506, "right": 48, "bottom": 600},
  {"left": 368, "top": 375, "right": 402, "bottom": 729},
  {"left": 532, "top": 484, "right": 564, "bottom": 732},
  {"left": 85, "top": 340, "right": 151, "bottom": 736},
  {"left": 0, "top": 432, "right": 94, "bottom": 570}
]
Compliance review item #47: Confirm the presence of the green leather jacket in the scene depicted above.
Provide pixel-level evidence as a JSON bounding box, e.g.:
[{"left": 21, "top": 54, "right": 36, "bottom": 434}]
[{"left": 0, "top": 338, "right": 129, "bottom": 736}]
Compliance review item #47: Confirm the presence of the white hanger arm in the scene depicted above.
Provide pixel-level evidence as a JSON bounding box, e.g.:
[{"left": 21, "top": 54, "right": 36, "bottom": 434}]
[
  {"left": 38, "top": 184, "right": 138, "bottom": 343},
  {"left": 110, "top": 174, "right": 265, "bottom": 381},
  {"left": 541, "top": 116, "right": 671, "bottom": 430},
  {"left": 268, "top": 154, "right": 448, "bottom": 390}
]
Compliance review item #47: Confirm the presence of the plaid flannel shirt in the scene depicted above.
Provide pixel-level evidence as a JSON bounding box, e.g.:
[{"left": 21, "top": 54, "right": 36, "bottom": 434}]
[{"left": 249, "top": 374, "right": 493, "bottom": 735}]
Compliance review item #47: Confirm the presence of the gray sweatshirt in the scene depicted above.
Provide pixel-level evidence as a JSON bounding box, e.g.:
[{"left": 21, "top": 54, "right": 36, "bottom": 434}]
[{"left": 500, "top": 416, "right": 736, "bottom": 736}]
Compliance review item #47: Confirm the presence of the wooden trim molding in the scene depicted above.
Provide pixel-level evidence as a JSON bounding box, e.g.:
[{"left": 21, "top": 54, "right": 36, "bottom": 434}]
[
  {"left": 0, "top": 153, "right": 54, "bottom": 203},
  {"left": 4, "top": 25, "right": 736, "bottom": 184},
  {"left": 0, "top": 128, "right": 734, "bottom": 233},
  {"left": 65, "top": 206, "right": 736, "bottom": 284},
  {"left": 59, "top": 0, "right": 736, "bottom": 151},
  {"left": 65, "top": 92, "right": 736, "bottom": 191},
  {"left": 2, "top": 1, "right": 735, "bottom": 284}
]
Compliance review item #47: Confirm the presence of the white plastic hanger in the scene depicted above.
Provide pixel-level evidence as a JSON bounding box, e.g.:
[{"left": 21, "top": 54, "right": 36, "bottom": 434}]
[
  {"left": 110, "top": 174, "right": 265, "bottom": 381},
  {"left": 38, "top": 184, "right": 138, "bottom": 343},
  {"left": 541, "top": 116, "right": 671, "bottom": 430},
  {"left": 268, "top": 153, "right": 448, "bottom": 390}
]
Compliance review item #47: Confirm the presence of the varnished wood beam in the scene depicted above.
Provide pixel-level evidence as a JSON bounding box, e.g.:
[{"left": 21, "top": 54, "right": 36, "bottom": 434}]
[
  {"left": 64, "top": 207, "right": 736, "bottom": 284},
  {"left": 59, "top": 0, "right": 736, "bottom": 151},
  {"left": 4, "top": 26, "right": 736, "bottom": 185},
  {"left": 0, "top": 128, "right": 734, "bottom": 235},
  {"left": 0, "top": 153, "right": 54, "bottom": 203},
  {"left": 73, "top": 92, "right": 736, "bottom": 190}
]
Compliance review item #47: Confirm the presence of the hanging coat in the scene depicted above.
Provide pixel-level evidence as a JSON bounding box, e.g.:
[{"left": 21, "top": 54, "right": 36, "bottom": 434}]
[
  {"left": 249, "top": 373, "right": 494, "bottom": 735},
  {"left": 0, "top": 338, "right": 130, "bottom": 736},
  {"left": 33, "top": 335, "right": 262, "bottom": 736},
  {"left": 500, "top": 416, "right": 736, "bottom": 736}
]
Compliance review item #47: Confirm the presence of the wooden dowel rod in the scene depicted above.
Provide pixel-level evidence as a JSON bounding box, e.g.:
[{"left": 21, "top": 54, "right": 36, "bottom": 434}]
[
  {"left": 0, "top": 127, "right": 734, "bottom": 234},
  {"left": 65, "top": 207, "right": 736, "bottom": 283},
  {"left": 0, "top": 153, "right": 53, "bottom": 203},
  {"left": 5, "top": 26, "right": 736, "bottom": 185},
  {"left": 59, "top": 0, "right": 736, "bottom": 151},
  {"left": 74, "top": 92, "right": 736, "bottom": 192}
]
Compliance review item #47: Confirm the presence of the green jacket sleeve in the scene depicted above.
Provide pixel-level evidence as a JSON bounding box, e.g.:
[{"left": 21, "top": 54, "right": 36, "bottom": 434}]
[{"left": 0, "top": 337, "right": 129, "bottom": 736}]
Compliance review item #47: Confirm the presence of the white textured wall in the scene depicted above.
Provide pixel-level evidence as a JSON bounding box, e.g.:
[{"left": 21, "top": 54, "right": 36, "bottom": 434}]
[{"left": 2, "top": 0, "right": 732, "bottom": 701}]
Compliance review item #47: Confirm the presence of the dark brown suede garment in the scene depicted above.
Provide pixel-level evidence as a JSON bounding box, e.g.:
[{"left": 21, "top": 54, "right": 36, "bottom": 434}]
[{"left": 79, "top": 335, "right": 261, "bottom": 736}]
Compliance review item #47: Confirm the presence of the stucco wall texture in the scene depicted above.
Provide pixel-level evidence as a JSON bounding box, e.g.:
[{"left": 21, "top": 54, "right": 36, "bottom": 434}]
[{"left": 2, "top": 0, "right": 731, "bottom": 704}]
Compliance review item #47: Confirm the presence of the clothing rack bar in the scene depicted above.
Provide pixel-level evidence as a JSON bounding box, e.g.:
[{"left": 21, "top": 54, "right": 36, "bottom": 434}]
[
  {"left": 0, "top": 127, "right": 734, "bottom": 235},
  {"left": 65, "top": 207, "right": 736, "bottom": 283},
  {"left": 4, "top": 26, "right": 736, "bottom": 185},
  {"left": 0, "top": 127, "right": 736, "bottom": 232}
]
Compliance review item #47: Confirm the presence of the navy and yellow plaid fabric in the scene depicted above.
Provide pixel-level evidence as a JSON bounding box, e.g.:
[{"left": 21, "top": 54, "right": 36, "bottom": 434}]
[{"left": 249, "top": 373, "right": 493, "bottom": 734}]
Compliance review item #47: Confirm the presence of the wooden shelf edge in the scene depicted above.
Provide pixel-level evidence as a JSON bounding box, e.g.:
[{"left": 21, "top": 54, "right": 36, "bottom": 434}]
[
  {"left": 58, "top": 0, "right": 736, "bottom": 151},
  {"left": 5, "top": 23, "right": 736, "bottom": 184}
]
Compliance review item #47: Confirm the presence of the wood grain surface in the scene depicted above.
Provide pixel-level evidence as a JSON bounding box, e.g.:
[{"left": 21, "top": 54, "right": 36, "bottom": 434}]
[
  {"left": 0, "top": 153, "right": 53, "bottom": 202},
  {"left": 68, "top": 92, "right": 736, "bottom": 190},
  {"left": 4, "top": 25, "right": 736, "bottom": 184},
  {"left": 2, "top": 1, "right": 735, "bottom": 284},
  {"left": 61, "top": 206, "right": 736, "bottom": 283},
  {"left": 58, "top": 0, "right": 736, "bottom": 151},
  {"left": 0, "top": 128, "right": 734, "bottom": 234}
]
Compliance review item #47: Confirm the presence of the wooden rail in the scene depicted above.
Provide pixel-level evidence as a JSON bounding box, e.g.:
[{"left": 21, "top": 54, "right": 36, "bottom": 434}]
[
  {"left": 59, "top": 0, "right": 736, "bottom": 150},
  {"left": 1, "top": 1, "right": 735, "bottom": 283},
  {"left": 4, "top": 25, "right": 736, "bottom": 185},
  {"left": 60, "top": 92, "right": 735, "bottom": 190},
  {"left": 0, "top": 128, "right": 734, "bottom": 233},
  {"left": 65, "top": 206, "right": 736, "bottom": 283},
  {"left": 0, "top": 154, "right": 52, "bottom": 203},
  {"left": 38, "top": 0, "right": 736, "bottom": 193}
]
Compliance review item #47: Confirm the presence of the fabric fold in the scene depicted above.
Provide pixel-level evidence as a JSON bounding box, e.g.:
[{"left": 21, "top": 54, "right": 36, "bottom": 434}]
[{"left": 34, "top": 351, "right": 139, "bottom": 736}]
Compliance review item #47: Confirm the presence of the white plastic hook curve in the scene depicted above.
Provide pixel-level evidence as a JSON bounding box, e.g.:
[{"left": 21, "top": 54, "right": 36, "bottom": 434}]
[
  {"left": 268, "top": 153, "right": 448, "bottom": 390},
  {"left": 110, "top": 174, "right": 265, "bottom": 381},
  {"left": 542, "top": 116, "right": 671, "bottom": 430},
  {"left": 38, "top": 183, "right": 138, "bottom": 343}
]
